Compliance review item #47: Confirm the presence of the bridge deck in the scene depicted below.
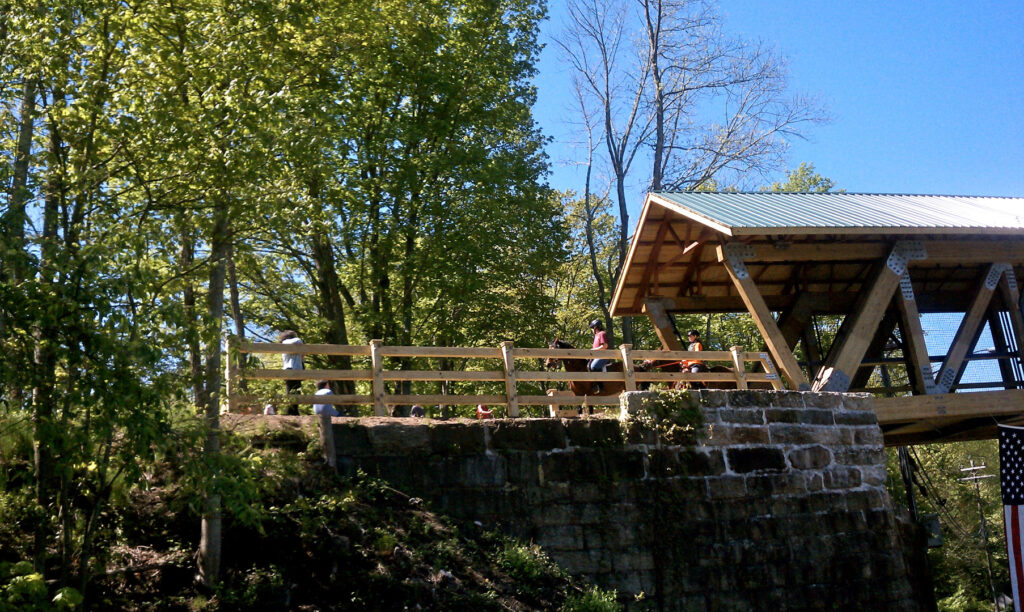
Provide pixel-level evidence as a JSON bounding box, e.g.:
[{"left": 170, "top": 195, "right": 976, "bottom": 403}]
[{"left": 876, "top": 388, "right": 1024, "bottom": 446}]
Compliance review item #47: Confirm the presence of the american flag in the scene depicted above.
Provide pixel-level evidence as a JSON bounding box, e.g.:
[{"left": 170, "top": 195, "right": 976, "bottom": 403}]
[{"left": 1000, "top": 424, "right": 1024, "bottom": 611}]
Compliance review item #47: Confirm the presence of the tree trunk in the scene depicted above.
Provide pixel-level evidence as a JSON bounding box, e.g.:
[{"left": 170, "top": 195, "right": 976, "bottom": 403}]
[
  {"left": 310, "top": 234, "right": 354, "bottom": 396},
  {"left": 181, "top": 228, "right": 203, "bottom": 403},
  {"left": 198, "top": 206, "right": 230, "bottom": 586},
  {"left": 3, "top": 77, "right": 36, "bottom": 281}
]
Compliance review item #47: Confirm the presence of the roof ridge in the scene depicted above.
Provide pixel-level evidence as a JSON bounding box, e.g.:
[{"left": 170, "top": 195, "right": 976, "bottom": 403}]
[{"left": 652, "top": 191, "right": 1023, "bottom": 199}]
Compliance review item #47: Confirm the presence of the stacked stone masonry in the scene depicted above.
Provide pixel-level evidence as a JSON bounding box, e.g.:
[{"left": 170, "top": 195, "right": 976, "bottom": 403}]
[{"left": 330, "top": 390, "right": 926, "bottom": 611}]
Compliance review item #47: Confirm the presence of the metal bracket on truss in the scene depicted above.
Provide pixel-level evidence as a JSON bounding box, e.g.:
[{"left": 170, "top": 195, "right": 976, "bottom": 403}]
[
  {"left": 936, "top": 368, "right": 956, "bottom": 394},
  {"left": 985, "top": 264, "right": 1009, "bottom": 291},
  {"left": 899, "top": 271, "right": 915, "bottom": 301},
  {"left": 817, "top": 368, "right": 851, "bottom": 393},
  {"left": 887, "top": 241, "right": 927, "bottom": 277},
  {"left": 723, "top": 243, "right": 755, "bottom": 280}
]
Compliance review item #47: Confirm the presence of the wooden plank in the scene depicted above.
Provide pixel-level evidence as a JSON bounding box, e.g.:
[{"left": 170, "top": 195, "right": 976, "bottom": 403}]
[
  {"left": 874, "top": 389, "right": 1024, "bottom": 425},
  {"left": 717, "top": 244, "right": 810, "bottom": 390},
  {"left": 384, "top": 394, "right": 507, "bottom": 405},
  {"left": 245, "top": 369, "right": 373, "bottom": 381},
  {"left": 238, "top": 342, "right": 371, "bottom": 356},
  {"left": 738, "top": 240, "right": 1024, "bottom": 264},
  {"left": 380, "top": 372, "right": 503, "bottom": 380},
  {"left": 512, "top": 347, "right": 624, "bottom": 359},
  {"left": 893, "top": 271, "right": 937, "bottom": 394},
  {"left": 629, "top": 349, "right": 740, "bottom": 361},
  {"left": 644, "top": 297, "right": 684, "bottom": 350},
  {"left": 812, "top": 253, "right": 904, "bottom": 392},
  {"left": 501, "top": 341, "right": 519, "bottom": 417},
  {"left": 370, "top": 339, "right": 386, "bottom": 416},
  {"left": 240, "top": 394, "right": 372, "bottom": 405},
  {"left": 379, "top": 345, "right": 503, "bottom": 359},
  {"left": 620, "top": 344, "right": 637, "bottom": 391},
  {"left": 934, "top": 264, "right": 1000, "bottom": 392},
  {"left": 730, "top": 346, "right": 748, "bottom": 389},
  {"left": 519, "top": 371, "right": 671, "bottom": 382}
]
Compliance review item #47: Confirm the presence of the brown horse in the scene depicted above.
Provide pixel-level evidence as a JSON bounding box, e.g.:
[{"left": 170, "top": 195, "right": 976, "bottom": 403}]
[{"left": 544, "top": 339, "right": 629, "bottom": 397}]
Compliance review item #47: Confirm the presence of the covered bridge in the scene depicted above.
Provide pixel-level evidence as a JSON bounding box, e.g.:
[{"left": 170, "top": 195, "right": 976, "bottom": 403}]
[{"left": 610, "top": 192, "right": 1024, "bottom": 444}]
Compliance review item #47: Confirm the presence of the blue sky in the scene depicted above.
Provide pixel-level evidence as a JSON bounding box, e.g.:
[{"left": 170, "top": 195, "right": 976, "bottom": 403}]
[{"left": 533, "top": 0, "right": 1024, "bottom": 218}]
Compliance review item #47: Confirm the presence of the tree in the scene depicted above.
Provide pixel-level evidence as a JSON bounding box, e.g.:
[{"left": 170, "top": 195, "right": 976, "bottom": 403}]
[
  {"left": 558, "top": 0, "right": 825, "bottom": 345},
  {"left": 767, "top": 162, "right": 836, "bottom": 193}
]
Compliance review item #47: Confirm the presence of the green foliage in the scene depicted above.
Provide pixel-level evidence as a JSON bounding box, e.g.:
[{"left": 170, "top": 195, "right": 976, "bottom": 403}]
[
  {"left": 886, "top": 441, "right": 1008, "bottom": 608},
  {"left": 497, "top": 542, "right": 562, "bottom": 583},
  {"left": 623, "top": 390, "right": 705, "bottom": 445},
  {"left": 562, "top": 586, "right": 622, "bottom": 612},
  {"left": 767, "top": 162, "right": 838, "bottom": 193}
]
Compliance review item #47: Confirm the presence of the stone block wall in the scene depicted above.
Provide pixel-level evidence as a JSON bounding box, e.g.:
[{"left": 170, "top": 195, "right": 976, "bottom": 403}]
[{"left": 329, "top": 390, "right": 926, "bottom": 610}]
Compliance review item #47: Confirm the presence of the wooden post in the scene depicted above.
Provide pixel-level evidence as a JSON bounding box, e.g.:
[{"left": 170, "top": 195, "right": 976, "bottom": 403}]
[
  {"left": 717, "top": 244, "right": 810, "bottom": 390},
  {"left": 620, "top": 344, "right": 637, "bottom": 391},
  {"left": 894, "top": 271, "right": 937, "bottom": 395},
  {"left": 935, "top": 264, "right": 1001, "bottom": 393},
  {"left": 730, "top": 346, "right": 748, "bottom": 390},
  {"left": 319, "top": 412, "right": 336, "bottom": 469},
  {"left": 501, "top": 341, "right": 519, "bottom": 417},
  {"left": 643, "top": 297, "right": 684, "bottom": 351},
  {"left": 370, "top": 339, "right": 386, "bottom": 416}
]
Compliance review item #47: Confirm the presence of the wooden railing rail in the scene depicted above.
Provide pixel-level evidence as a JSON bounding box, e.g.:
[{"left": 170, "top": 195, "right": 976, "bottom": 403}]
[{"left": 226, "top": 339, "right": 783, "bottom": 416}]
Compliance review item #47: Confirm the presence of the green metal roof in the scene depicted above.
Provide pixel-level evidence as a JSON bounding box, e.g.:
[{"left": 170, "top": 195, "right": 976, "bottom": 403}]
[{"left": 650, "top": 192, "right": 1024, "bottom": 235}]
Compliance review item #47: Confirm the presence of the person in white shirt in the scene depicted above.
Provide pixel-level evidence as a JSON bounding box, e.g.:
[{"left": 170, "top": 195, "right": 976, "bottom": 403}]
[
  {"left": 279, "top": 330, "right": 303, "bottom": 415},
  {"left": 312, "top": 380, "right": 341, "bottom": 417}
]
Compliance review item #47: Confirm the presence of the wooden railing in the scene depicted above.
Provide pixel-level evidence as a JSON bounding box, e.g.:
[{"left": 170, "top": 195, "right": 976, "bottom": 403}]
[{"left": 225, "top": 339, "right": 784, "bottom": 416}]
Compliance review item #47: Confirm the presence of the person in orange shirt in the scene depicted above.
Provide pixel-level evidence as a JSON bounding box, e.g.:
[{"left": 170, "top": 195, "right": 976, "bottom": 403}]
[{"left": 682, "top": 329, "right": 708, "bottom": 389}]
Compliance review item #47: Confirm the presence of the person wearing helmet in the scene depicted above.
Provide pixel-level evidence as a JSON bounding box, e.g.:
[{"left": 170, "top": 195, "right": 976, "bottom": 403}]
[
  {"left": 588, "top": 319, "right": 610, "bottom": 394},
  {"left": 682, "top": 329, "right": 708, "bottom": 389}
]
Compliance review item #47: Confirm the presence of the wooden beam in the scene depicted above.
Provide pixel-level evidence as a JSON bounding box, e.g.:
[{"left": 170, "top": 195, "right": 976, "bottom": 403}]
[
  {"left": 893, "top": 271, "right": 938, "bottom": 395},
  {"left": 998, "top": 266, "right": 1024, "bottom": 366},
  {"left": 716, "top": 240, "right": 1024, "bottom": 265},
  {"left": 631, "top": 219, "right": 672, "bottom": 312},
  {"left": 716, "top": 244, "right": 810, "bottom": 390},
  {"left": 644, "top": 297, "right": 684, "bottom": 350},
  {"left": 849, "top": 311, "right": 898, "bottom": 391},
  {"left": 934, "top": 263, "right": 1001, "bottom": 392},
  {"left": 874, "top": 389, "right": 1024, "bottom": 425},
  {"left": 812, "top": 243, "right": 925, "bottom": 391},
  {"left": 730, "top": 346, "right": 748, "bottom": 389},
  {"left": 813, "top": 266, "right": 899, "bottom": 391},
  {"left": 987, "top": 308, "right": 1017, "bottom": 389}
]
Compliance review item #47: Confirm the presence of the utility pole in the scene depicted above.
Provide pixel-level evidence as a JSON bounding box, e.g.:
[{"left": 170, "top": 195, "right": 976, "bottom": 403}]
[{"left": 960, "top": 457, "right": 1000, "bottom": 611}]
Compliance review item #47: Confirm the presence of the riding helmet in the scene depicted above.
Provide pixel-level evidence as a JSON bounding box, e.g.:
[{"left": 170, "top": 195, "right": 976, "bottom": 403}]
[
  {"left": 589, "top": 319, "right": 603, "bottom": 330},
  {"left": 687, "top": 329, "right": 700, "bottom": 337}
]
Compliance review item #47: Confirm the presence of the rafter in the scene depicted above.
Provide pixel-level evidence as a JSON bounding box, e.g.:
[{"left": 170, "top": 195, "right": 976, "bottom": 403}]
[{"left": 934, "top": 263, "right": 1001, "bottom": 392}]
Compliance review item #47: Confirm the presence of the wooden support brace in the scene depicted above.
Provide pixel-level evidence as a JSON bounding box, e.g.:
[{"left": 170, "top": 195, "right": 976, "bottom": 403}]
[
  {"left": 644, "top": 297, "right": 684, "bottom": 351},
  {"left": 813, "top": 243, "right": 925, "bottom": 392},
  {"left": 501, "top": 341, "right": 519, "bottom": 417},
  {"left": 934, "top": 264, "right": 1001, "bottom": 393},
  {"left": 730, "top": 345, "right": 748, "bottom": 390},
  {"left": 370, "top": 339, "right": 386, "bottom": 416},
  {"left": 717, "top": 243, "right": 809, "bottom": 390},
  {"left": 998, "top": 266, "right": 1024, "bottom": 366},
  {"left": 893, "top": 271, "right": 937, "bottom": 394},
  {"left": 620, "top": 344, "right": 637, "bottom": 391}
]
